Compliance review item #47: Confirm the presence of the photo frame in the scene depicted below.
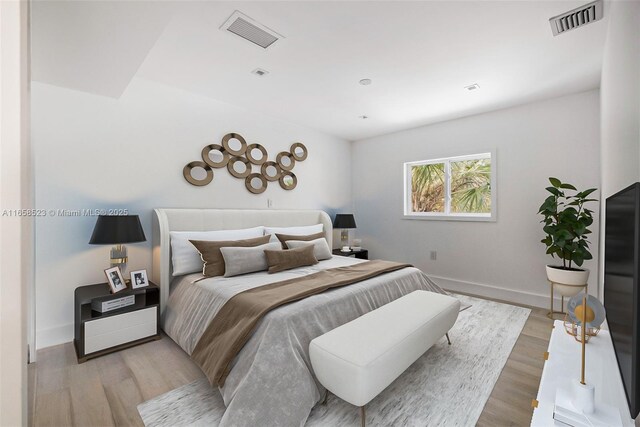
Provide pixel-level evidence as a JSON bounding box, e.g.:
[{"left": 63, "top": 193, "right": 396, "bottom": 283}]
[
  {"left": 105, "top": 266, "right": 127, "bottom": 294},
  {"left": 130, "top": 269, "right": 149, "bottom": 289}
]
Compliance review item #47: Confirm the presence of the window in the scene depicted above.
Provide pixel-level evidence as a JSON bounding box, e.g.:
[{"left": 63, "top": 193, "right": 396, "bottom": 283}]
[{"left": 404, "top": 152, "right": 495, "bottom": 221}]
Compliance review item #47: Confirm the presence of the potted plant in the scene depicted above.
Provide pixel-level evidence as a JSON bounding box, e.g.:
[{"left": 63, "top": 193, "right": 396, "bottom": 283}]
[{"left": 539, "top": 178, "right": 597, "bottom": 294}]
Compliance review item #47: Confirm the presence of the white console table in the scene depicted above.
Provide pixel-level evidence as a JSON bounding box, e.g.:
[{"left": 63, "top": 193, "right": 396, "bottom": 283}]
[{"left": 531, "top": 320, "right": 634, "bottom": 426}]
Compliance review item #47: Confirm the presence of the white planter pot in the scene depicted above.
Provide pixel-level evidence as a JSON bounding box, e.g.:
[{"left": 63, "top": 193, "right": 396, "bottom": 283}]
[{"left": 546, "top": 265, "right": 590, "bottom": 296}]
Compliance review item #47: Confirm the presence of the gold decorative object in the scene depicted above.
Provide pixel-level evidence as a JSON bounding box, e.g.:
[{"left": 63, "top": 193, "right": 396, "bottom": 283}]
[
  {"left": 201, "top": 144, "right": 230, "bottom": 168},
  {"left": 183, "top": 132, "right": 308, "bottom": 192},
  {"left": 183, "top": 161, "right": 213, "bottom": 186},
  {"left": 221, "top": 133, "right": 248, "bottom": 156},
  {"left": 246, "top": 143, "right": 268, "bottom": 165},
  {"left": 245, "top": 173, "right": 267, "bottom": 194},
  {"left": 227, "top": 156, "right": 251, "bottom": 178},
  {"left": 290, "top": 142, "right": 308, "bottom": 161},
  {"left": 548, "top": 280, "right": 588, "bottom": 319},
  {"left": 563, "top": 293, "right": 605, "bottom": 344}
]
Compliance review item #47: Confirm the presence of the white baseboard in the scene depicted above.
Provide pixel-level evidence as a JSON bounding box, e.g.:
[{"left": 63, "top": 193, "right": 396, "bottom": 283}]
[
  {"left": 431, "top": 275, "right": 563, "bottom": 310},
  {"left": 36, "top": 323, "right": 73, "bottom": 350}
]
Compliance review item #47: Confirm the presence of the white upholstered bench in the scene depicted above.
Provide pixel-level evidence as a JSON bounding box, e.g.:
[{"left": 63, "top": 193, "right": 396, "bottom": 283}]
[{"left": 309, "top": 290, "right": 460, "bottom": 426}]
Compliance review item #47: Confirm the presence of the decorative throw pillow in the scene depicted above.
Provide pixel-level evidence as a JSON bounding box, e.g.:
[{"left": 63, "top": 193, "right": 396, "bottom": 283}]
[
  {"left": 220, "top": 242, "right": 282, "bottom": 278},
  {"left": 264, "top": 245, "right": 318, "bottom": 274},
  {"left": 285, "top": 238, "right": 332, "bottom": 261},
  {"left": 275, "top": 231, "right": 326, "bottom": 249},
  {"left": 190, "top": 235, "right": 271, "bottom": 277},
  {"left": 264, "top": 224, "right": 324, "bottom": 243},
  {"left": 170, "top": 226, "right": 265, "bottom": 276}
]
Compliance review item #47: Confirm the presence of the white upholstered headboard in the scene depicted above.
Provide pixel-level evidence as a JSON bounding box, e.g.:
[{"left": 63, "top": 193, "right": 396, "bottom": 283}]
[{"left": 152, "top": 208, "right": 333, "bottom": 314}]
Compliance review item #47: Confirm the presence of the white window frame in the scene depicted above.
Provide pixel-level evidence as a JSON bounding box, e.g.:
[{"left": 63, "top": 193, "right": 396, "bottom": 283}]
[{"left": 403, "top": 151, "right": 496, "bottom": 222}]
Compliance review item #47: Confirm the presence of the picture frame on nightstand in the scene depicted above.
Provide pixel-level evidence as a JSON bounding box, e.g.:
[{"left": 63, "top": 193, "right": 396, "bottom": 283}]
[
  {"left": 105, "top": 266, "right": 127, "bottom": 294},
  {"left": 130, "top": 269, "right": 149, "bottom": 289}
]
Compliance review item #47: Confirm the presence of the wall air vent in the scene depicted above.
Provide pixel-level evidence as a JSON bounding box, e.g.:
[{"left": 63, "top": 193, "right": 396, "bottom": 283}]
[
  {"left": 549, "top": 0, "right": 603, "bottom": 36},
  {"left": 220, "top": 11, "right": 284, "bottom": 49}
]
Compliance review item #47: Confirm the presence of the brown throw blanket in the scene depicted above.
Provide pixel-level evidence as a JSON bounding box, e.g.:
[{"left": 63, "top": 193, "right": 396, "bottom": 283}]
[{"left": 191, "top": 260, "right": 412, "bottom": 387}]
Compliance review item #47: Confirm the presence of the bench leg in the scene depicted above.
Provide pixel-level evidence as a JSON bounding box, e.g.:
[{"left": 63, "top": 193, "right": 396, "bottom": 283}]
[
  {"left": 322, "top": 389, "right": 328, "bottom": 405},
  {"left": 446, "top": 332, "right": 451, "bottom": 345},
  {"left": 360, "top": 406, "right": 366, "bottom": 427}
]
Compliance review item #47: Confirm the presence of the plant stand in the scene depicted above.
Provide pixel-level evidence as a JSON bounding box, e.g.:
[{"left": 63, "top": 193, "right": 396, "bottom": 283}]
[{"left": 548, "top": 280, "right": 588, "bottom": 320}]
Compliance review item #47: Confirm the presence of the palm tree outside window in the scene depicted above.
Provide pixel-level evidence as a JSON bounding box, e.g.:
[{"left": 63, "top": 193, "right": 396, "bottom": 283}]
[{"left": 404, "top": 152, "right": 495, "bottom": 221}]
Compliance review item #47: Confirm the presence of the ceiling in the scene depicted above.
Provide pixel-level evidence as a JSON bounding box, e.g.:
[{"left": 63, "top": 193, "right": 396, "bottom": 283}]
[{"left": 32, "top": 1, "right": 608, "bottom": 141}]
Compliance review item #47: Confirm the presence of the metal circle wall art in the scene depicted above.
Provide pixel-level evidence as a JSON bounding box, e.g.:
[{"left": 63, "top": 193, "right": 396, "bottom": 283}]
[
  {"left": 279, "top": 171, "right": 297, "bottom": 190},
  {"left": 183, "top": 132, "right": 308, "bottom": 192},
  {"left": 276, "top": 151, "right": 295, "bottom": 171},
  {"left": 221, "top": 133, "right": 247, "bottom": 156},
  {"left": 261, "top": 161, "right": 282, "bottom": 181},
  {"left": 201, "top": 144, "right": 229, "bottom": 168},
  {"left": 227, "top": 156, "right": 251, "bottom": 178},
  {"left": 246, "top": 173, "right": 268, "bottom": 194},
  {"left": 246, "top": 144, "right": 268, "bottom": 165},
  {"left": 290, "top": 142, "right": 308, "bottom": 161},
  {"left": 183, "top": 161, "right": 214, "bottom": 186}
]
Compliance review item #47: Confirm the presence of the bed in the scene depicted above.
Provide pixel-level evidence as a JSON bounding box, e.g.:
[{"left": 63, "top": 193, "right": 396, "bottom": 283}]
[{"left": 152, "top": 208, "right": 446, "bottom": 426}]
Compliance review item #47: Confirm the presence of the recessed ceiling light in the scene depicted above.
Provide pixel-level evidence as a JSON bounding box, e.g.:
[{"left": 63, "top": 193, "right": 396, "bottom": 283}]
[
  {"left": 464, "top": 83, "right": 480, "bottom": 91},
  {"left": 359, "top": 79, "right": 372, "bottom": 86},
  {"left": 252, "top": 68, "right": 269, "bottom": 77},
  {"left": 359, "top": 115, "right": 369, "bottom": 119}
]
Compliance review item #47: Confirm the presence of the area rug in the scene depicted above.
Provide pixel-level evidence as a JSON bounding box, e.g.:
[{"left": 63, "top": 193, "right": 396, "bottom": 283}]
[{"left": 138, "top": 295, "right": 530, "bottom": 427}]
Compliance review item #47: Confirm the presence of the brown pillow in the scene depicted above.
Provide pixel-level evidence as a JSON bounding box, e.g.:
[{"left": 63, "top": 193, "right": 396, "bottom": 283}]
[
  {"left": 275, "top": 231, "right": 326, "bottom": 249},
  {"left": 190, "top": 235, "right": 271, "bottom": 277},
  {"left": 264, "top": 245, "right": 318, "bottom": 274}
]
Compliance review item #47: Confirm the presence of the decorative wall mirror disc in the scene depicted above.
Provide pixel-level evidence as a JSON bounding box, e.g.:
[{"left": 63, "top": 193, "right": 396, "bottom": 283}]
[
  {"left": 245, "top": 173, "right": 268, "bottom": 194},
  {"left": 276, "top": 152, "right": 296, "bottom": 171},
  {"left": 201, "top": 144, "right": 229, "bottom": 168},
  {"left": 261, "top": 161, "right": 282, "bottom": 182},
  {"left": 227, "top": 156, "right": 251, "bottom": 178},
  {"left": 290, "top": 142, "right": 308, "bottom": 161},
  {"left": 246, "top": 144, "right": 268, "bottom": 165},
  {"left": 279, "top": 172, "right": 297, "bottom": 190},
  {"left": 183, "top": 161, "right": 213, "bottom": 186},
  {"left": 221, "top": 133, "right": 248, "bottom": 156}
]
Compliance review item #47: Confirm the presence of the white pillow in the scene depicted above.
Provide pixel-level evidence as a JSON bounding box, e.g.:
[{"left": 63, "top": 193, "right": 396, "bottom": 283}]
[
  {"left": 264, "top": 224, "right": 324, "bottom": 243},
  {"left": 220, "top": 242, "right": 281, "bottom": 278},
  {"left": 170, "top": 226, "right": 265, "bottom": 276},
  {"left": 285, "top": 238, "right": 332, "bottom": 261}
]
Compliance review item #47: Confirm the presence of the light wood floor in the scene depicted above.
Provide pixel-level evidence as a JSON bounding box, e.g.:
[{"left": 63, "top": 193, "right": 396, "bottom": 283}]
[{"left": 29, "top": 298, "right": 552, "bottom": 427}]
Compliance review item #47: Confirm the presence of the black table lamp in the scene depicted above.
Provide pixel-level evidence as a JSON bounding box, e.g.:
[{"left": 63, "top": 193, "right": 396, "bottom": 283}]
[
  {"left": 333, "top": 214, "right": 357, "bottom": 250},
  {"left": 89, "top": 215, "right": 146, "bottom": 275}
]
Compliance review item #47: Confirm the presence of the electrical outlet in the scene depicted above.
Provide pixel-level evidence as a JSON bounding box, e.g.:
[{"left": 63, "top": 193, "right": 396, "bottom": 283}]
[
  {"left": 267, "top": 199, "right": 273, "bottom": 208},
  {"left": 430, "top": 251, "right": 437, "bottom": 261}
]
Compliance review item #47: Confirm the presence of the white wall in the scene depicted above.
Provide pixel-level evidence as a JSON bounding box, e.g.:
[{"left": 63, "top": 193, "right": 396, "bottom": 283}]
[
  {"left": 600, "top": 0, "right": 640, "bottom": 200},
  {"left": 0, "top": 0, "right": 31, "bottom": 424},
  {"left": 599, "top": 0, "right": 640, "bottom": 302},
  {"left": 32, "top": 78, "right": 352, "bottom": 348},
  {"left": 352, "top": 90, "right": 601, "bottom": 308}
]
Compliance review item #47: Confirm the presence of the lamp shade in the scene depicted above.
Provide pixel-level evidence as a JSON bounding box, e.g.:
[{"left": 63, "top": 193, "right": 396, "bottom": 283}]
[
  {"left": 89, "top": 215, "right": 146, "bottom": 245},
  {"left": 333, "top": 214, "right": 357, "bottom": 229}
]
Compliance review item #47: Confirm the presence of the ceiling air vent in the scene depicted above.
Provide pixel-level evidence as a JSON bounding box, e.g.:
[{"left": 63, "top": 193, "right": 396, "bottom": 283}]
[
  {"left": 220, "top": 11, "right": 284, "bottom": 49},
  {"left": 549, "top": 0, "right": 603, "bottom": 36}
]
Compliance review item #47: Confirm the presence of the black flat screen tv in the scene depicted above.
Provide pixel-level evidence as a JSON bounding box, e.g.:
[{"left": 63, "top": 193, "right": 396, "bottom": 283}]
[{"left": 605, "top": 182, "right": 640, "bottom": 419}]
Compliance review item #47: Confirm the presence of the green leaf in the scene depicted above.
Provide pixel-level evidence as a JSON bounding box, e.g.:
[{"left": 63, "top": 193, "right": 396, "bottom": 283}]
[
  {"left": 546, "top": 187, "right": 562, "bottom": 197},
  {"left": 576, "top": 188, "right": 597, "bottom": 198},
  {"left": 549, "top": 177, "right": 562, "bottom": 188},
  {"left": 559, "top": 183, "right": 577, "bottom": 190}
]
